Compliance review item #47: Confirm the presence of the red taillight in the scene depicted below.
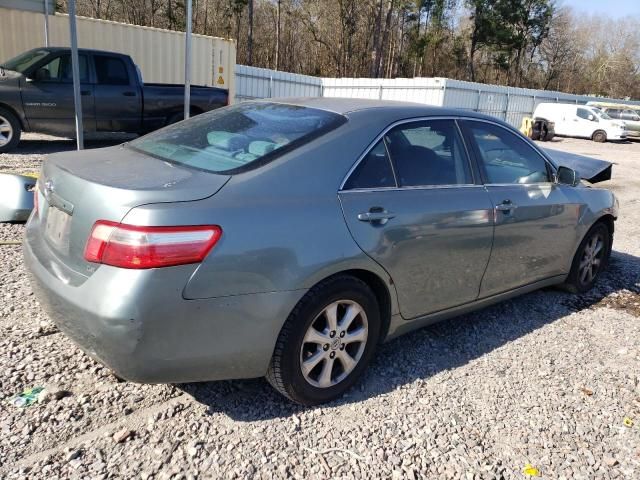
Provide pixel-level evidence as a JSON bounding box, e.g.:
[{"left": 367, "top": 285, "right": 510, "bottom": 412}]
[{"left": 84, "top": 221, "right": 222, "bottom": 269}]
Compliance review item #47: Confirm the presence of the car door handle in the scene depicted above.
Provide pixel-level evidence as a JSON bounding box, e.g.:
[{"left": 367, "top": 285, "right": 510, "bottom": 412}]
[
  {"left": 122, "top": 91, "right": 136, "bottom": 96},
  {"left": 495, "top": 201, "right": 517, "bottom": 212},
  {"left": 357, "top": 210, "right": 395, "bottom": 224}
]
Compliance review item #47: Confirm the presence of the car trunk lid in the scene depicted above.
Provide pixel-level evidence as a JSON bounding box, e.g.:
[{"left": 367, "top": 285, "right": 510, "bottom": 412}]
[{"left": 34, "top": 145, "right": 230, "bottom": 278}]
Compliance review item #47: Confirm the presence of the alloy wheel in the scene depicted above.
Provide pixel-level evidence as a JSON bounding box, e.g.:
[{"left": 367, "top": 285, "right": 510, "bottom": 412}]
[
  {"left": 0, "top": 115, "right": 13, "bottom": 147},
  {"left": 300, "top": 300, "right": 368, "bottom": 388},
  {"left": 579, "top": 231, "right": 604, "bottom": 285}
]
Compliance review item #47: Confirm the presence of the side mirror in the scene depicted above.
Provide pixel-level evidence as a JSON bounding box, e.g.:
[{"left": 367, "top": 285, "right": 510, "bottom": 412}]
[
  {"left": 587, "top": 114, "right": 594, "bottom": 121},
  {"left": 556, "top": 166, "right": 580, "bottom": 187}
]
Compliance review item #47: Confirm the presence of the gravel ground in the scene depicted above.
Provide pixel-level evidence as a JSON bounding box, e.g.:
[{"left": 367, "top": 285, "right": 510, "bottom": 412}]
[{"left": 1, "top": 135, "right": 639, "bottom": 479}]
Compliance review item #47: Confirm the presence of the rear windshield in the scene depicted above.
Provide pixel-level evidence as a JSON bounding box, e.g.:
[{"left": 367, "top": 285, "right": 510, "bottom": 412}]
[{"left": 129, "top": 102, "right": 346, "bottom": 174}]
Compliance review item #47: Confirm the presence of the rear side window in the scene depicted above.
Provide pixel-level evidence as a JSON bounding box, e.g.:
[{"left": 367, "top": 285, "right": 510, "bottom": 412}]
[
  {"left": 129, "top": 102, "right": 346, "bottom": 174},
  {"left": 94, "top": 55, "right": 129, "bottom": 85},
  {"left": 343, "top": 140, "right": 396, "bottom": 189},
  {"left": 384, "top": 120, "right": 472, "bottom": 187}
]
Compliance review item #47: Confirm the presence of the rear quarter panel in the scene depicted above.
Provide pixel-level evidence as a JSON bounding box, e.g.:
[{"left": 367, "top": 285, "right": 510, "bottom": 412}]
[{"left": 122, "top": 111, "right": 401, "bottom": 314}]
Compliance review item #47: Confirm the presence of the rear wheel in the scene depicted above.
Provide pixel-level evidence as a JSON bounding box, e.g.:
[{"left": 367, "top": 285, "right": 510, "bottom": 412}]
[
  {"left": 592, "top": 130, "right": 607, "bottom": 143},
  {"left": 266, "top": 275, "right": 381, "bottom": 405},
  {"left": 0, "top": 108, "right": 21, "bottom": 153},
  {"left": 563, "top": 222, "right": 611, "bottom": 293}
]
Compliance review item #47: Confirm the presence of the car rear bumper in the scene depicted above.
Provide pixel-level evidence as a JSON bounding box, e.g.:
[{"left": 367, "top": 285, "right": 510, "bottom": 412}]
[{"left": 23, "top": 230, "right": 306, "bottom": 383}]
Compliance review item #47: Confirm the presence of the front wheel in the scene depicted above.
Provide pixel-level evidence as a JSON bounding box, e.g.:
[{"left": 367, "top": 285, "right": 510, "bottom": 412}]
[
  {"left": 592, "top": 130, "right": 607, "bottom": 143},
  {"left": 266, "top": 275, "right": 381, "bottom": 405},
  {"left": 563, "top": 222, "right": 611, "bottom": 293},
  {"left": 0, "top": 108, "right": 21, "bottom": 153}
]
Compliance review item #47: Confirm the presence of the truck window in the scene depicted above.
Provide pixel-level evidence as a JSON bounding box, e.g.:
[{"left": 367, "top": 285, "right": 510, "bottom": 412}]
[
  {"left": 33, "top": 54, "right": 89, "bottom": 83},
  {"left": 94, "top": 55, "right": 129, "bottom": 85}
]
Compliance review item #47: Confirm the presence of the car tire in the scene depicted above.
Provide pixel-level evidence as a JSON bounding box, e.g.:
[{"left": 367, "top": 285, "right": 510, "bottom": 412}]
[
  {"left": 563, "top": 222, "right": 611, "bottom": 293},
  {"left": 592, "top": 130, "right": 607, "bottom": 143},
  {"left": 0, "top": 107, "right": 22, "bottom": 153},
  {"left": 266, "top": 275, "right": 381, "bottom": 405}
]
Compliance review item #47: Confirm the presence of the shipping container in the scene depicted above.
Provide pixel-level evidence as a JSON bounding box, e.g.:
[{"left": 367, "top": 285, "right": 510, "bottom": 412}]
[{"left": 0, "top": 7, "right": 236, "bottom": 99}]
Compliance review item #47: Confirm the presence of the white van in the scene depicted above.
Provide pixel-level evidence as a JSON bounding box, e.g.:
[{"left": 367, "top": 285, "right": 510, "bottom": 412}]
[{"left": 533, "top": 103, "right": 626, "bottom": 142}]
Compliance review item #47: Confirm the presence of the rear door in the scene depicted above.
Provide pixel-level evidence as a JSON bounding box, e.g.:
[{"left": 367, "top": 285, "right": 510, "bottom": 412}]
[
  {"left": 339, "top": 119, "right": 494, "bottom": 319},
  {"left": 461, "top": 120, "right": 580, "bottom": 297},
  {"left": 21, "top": 53, "right": 95, "bottom": 136},
  {"left": 92, "top": 54, "right": 141, "bottom": 132}
]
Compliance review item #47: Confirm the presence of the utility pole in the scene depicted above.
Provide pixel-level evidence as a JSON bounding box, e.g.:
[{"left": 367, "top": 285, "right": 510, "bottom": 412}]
[
  {"left": 68, "top": 0, "right": 84, "bottom": 150},
  {"left": 184, "top": 0, "right": 192, "bottom": 120}
]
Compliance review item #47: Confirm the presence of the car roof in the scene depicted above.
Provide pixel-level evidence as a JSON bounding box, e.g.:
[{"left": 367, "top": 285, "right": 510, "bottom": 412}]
[{"left": 260, "top": 97, "right": 505, "bottom": 123}]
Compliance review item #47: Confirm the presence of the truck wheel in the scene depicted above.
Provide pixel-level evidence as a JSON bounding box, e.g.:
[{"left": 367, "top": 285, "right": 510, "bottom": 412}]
[
  {"left": 0, "top": 108, "right": 21, "bottom": 153},
  {"left": 592, "top": 130, "right": 607, "bottom": 143}
]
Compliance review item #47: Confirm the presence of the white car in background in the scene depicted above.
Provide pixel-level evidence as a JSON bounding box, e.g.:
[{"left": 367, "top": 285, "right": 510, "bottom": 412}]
[{"left": 533, "top": 103, "right": 626, "bottom": 143}]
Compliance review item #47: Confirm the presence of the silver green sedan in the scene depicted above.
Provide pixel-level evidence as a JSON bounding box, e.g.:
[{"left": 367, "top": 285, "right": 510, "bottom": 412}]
[{"left": 24, "top": 98, "right": 618, "bottom": 405}]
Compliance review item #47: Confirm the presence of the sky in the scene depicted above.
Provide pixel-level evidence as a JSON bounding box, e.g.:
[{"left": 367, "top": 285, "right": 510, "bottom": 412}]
[{"left": 562, "top": 0, "right": 640, "bottom": 19}]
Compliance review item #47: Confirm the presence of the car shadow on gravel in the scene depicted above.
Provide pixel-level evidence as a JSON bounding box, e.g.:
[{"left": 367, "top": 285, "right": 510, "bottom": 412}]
[{"left": 179, "top": 249, "right": 640, "bottom": 420}]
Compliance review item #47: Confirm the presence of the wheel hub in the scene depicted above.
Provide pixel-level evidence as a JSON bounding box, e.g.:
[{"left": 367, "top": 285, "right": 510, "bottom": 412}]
[{"left": 299, "top": 300, "right": 368, "bottom": 389}]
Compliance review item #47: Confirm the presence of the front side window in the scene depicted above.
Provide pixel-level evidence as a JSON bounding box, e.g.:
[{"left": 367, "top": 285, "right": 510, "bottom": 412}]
[
  {"left": 466, "top": 121, "right": 550, "bottom": 184},
  {"left": 383, "top": 120, "right": 472, "bottom": 187},
  {"left": 344, "top": 140, "right": 396, "bottom": 189},
  {"left": 621, "top": 110, "right": 640, "bottom": 121},
  {"left": 32, "top": 54, "right": 89, "bottom": 83},
  {"left": 129, "top": 102, "right": 346, "bottom": 174},
  {"left": 577, "top": 108, "right": 595, "bottom": 121},
  {"left": 94, "top": 56, "right": 129, "bottom": 85}
]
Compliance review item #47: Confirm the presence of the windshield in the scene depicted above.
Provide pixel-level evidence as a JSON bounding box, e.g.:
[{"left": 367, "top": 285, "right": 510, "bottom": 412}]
[
  {"left": 1, "top": 49, "right": 50, "bottom": 74},
  {"left": 592, "top": 108, "right": 612, "bottom": 120},
  {"left": 129, "top": 102, "right": 346, "bottom": 174}
]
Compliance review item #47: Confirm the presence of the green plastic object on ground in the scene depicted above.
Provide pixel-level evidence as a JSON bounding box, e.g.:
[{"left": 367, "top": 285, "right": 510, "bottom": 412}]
[{"left": 10, "top": 387, "right": 44, "bottom": 407}]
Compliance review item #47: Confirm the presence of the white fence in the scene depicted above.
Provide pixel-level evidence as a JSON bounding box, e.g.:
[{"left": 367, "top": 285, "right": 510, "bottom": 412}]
[
  {"left": 235, "top": 64, "right": 322, "bottom": 101},
  {"left": 235, "top": 69, "right": 640, "bottom": 127},
  {"left": 324, "top": 77, "right": 640, "bottom": 127}
]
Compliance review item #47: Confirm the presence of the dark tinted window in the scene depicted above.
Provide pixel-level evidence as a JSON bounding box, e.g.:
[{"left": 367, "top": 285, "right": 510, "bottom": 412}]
[
  {"left": 384, "top": 120, "right": 472, "bottom": 186},
  {"left": 94, "top": 55, "right": 129, "bottom": 85},
  {"left": 344, "top": 140, "right": 395, "bottom": 189},
  {"left": 467, "top": 121, "right": 550, "bottom": 184},
  {"left": 606, "top": 109, "right": 621, "bottom": 118},
  {"left": 130, "top": 102, "right": 346, "bottom": 174},
  {"left": 33, "top": 54, "right": 88, "bottom": 82},
  {"left": 577, "top": 108, "right": 595, "bottom": 121}
]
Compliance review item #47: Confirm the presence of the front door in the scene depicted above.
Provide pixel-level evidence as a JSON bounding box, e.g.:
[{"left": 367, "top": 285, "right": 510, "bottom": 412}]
[
  {"left": 339, "top": 119, "right": 494, "bottom": 319},
  {"left": 21, "top": 53, "right": 95, "bottom": 136},
  {"left": 461, "top": 120, "right": 581, "bottom": 297}
]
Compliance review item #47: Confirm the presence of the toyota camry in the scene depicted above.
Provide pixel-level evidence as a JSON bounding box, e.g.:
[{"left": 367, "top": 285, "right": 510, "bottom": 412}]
[{"left": 24, "top": 98, "right": 618, "bottom": 405}]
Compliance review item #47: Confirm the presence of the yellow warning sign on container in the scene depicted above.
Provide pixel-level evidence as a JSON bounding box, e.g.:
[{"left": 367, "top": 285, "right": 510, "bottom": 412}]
[{"left": 217, "top": 75, "right": 225, "bottom": 85}]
